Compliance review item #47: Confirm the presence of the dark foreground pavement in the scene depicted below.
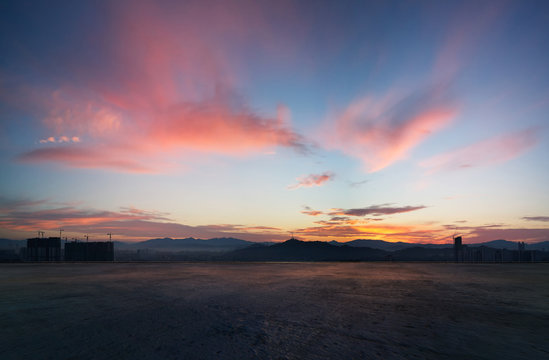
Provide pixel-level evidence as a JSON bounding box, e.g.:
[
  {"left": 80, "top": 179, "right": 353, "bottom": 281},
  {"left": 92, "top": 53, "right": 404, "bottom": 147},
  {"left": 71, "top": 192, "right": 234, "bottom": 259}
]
[{"left": 1, "top": 262, "right": 548, "bottom": 359}]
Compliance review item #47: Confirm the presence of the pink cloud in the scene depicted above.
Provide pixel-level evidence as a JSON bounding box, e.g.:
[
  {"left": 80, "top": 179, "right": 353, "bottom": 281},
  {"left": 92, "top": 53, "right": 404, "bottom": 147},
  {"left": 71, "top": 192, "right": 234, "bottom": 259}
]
[
  {"left": 301, "top": 206, "right": 324, "bottom": 216},
  {"left": 325, "top": 85, "right": 457, "bottom": 172},
  {"left": 302, "top": 210, "right": 324, "bottom": 216},
  {"left": 39, "top": 137, "right": 55, "bottom": 144},
  {"left": 288, "top": 172, "right": 335, "bottom": 190},
  {"left": 319, "top": 3, "right": 510, "bottom": 173},
  {"left": 420, "top": 128, "right": 538, "bottom": 174},
  {"left": 0, "top": 205, "right": 169, "bottom": 230},
  {"left": 17, "top": 146, "right": 155, "bottom": 173},
  {"left": 11, "top": 1, "right": 307, "bottom": 172},
  {"left": 0, "top": 200, "right": 287, "bottom": 242},
  {"left": 38, "top": 135, "right": 81, "bottom": 144}
]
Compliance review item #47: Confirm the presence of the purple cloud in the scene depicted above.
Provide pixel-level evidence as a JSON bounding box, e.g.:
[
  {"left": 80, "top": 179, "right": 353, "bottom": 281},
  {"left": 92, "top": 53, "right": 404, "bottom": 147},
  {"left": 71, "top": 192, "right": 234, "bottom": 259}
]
[{"left": 330, "top": 204, "right": 427, "bottom": 217}]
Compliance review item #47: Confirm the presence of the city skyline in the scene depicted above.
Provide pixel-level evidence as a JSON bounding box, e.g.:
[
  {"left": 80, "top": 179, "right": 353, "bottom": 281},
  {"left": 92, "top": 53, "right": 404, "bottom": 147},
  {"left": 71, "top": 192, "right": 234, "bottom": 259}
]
[{"left": 1, "top": 0, "right": 548, "bottom": 243}]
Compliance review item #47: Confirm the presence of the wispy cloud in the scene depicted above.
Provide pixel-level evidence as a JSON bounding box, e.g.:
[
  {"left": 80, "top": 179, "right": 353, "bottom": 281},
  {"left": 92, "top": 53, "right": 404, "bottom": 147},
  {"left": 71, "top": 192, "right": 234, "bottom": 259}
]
[
  {"left": 301, "top": 206, "right": 324, "bottom": 216},
  {"left": 319, "top": 2, "right": 510, "bottom": 173},
  {"left": 420, "top": 128, "right": 538, "bottom": 174},
  {"left": 9, "top": 1, "right": 308, "bottom": 173},
  {"left": 465, "top": 227, "right": 549, "bottom": 244},
  {"left": 432, "top": 1, "right": 508, "bottom": 80},
  {"left": 0, "top": 199, "right": 286, "bottom": 242},
  {"left": 522, "top": 216, "right": 549, "bottom": 222},
  {"left": 329, "top": 204, "right": 426, "bottom": 217},
  {"left": 348, "top": 179, "right": 369, "bottom": 188},
  {"left": 288, "top": 172, "right": 334, "bottom": 190},
  {"left": 324, "top": 84, "right": 457, "bottom": 172},
  {"left": 0, "top": 196, "right": 48, "bottom": 212},
  {"left": 17, "top": 146, "right": 155, "bottom": 173}
]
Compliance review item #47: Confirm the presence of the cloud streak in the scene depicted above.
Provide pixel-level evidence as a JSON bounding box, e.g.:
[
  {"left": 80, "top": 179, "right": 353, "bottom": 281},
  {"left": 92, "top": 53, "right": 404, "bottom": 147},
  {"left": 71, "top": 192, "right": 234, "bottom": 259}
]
[
  {"left": 288, "top": 172, "right": 335, "bottom": 190},
  {"left": 301, "top": 206, "right": 324, "bottom": 216},
  {"left": 522, "top": 216, "right": 549, "bottom": 222},
  {"left": 329, "top": 204, "right": 427, "bottom": 217},
  {"left": 17, "top": 146, "right": 154, "bottom": 173},
  {"left": 420, "top": 128, "right": 538, "bottom": 174},
  {"left": 325, "top": 84, "right": 457, "bottom": 172}
]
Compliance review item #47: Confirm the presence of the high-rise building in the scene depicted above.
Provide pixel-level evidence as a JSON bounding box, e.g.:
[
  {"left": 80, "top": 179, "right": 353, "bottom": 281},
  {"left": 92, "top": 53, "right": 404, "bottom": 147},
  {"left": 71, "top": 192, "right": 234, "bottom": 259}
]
[
  {"left": 454, "top": 236, "right": 463, "bottom": 262},
  {"left": 26, "top": 237, "right": 61, "bottom": 261}
]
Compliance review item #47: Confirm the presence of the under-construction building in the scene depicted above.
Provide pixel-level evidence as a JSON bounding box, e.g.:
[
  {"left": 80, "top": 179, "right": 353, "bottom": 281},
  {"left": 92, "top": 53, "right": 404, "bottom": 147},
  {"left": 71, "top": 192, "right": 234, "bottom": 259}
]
[
  {"left": 64, "top": 241, "right": 114, "bottom": 261},
  {"left": 27, "top": 237, "right": 61, "bottom": 261}
]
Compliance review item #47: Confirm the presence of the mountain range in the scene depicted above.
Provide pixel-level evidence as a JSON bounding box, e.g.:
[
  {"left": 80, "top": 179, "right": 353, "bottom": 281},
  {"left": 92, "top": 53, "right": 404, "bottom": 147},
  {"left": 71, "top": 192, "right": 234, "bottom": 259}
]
[
  {"left": 224, "top": 239, "right": 388, "bottom": 261},
  {"left": 328, "top": 239, "right": 549, "bottom": 251},
  {"left": 221, "top": 239, "right": 549, "bottom": 262},
  {"left": 3, "top": 237, "right": 549, "bottom": 262},
  {"left": 115, "top": 237, "right": 255, "bottom": 252},
  {"left": 3, "top": 237, "right": 549, "bottom": 252}
]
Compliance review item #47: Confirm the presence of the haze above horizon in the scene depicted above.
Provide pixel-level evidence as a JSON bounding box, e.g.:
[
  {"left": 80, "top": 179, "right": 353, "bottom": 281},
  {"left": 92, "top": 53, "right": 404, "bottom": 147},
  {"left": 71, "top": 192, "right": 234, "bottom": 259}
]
[{"left": 1, "top": 0, "right": 548, "bottom": 244}]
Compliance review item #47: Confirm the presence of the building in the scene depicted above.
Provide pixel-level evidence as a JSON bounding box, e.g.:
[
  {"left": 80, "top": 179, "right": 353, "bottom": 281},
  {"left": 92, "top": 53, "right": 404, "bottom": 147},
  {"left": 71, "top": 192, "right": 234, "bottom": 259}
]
[
  {"left": 27, "top": 237, "right": 61, "bottom": 261},
  {"left": 64, "top": 241, "right": 114, "bottom": 261},
  {"left": 454, "top": 236, "right": 463, "bottom": 262}
]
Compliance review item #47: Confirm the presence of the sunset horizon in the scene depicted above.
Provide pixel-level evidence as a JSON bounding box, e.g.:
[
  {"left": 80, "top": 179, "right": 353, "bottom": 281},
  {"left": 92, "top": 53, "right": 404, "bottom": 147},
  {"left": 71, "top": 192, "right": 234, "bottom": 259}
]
[
  {"left": 2, "top": 2, "right": 549, "bottom": 359},
  {"left": 1, "top": 0, "right": 548, "bottom": 245}
]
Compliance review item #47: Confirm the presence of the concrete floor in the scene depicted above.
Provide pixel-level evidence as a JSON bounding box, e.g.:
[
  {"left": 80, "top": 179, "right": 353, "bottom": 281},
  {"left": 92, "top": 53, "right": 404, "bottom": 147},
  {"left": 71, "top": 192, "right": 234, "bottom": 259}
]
[{"left": 1, "top": 262, "right": 548, "bottom": 359}]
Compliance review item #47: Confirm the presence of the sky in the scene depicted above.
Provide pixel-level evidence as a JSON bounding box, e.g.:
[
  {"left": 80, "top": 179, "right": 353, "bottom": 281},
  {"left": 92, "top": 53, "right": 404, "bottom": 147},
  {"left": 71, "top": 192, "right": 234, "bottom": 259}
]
[{"left": 1, "top": 0, "right": 548, "bottom": 244}]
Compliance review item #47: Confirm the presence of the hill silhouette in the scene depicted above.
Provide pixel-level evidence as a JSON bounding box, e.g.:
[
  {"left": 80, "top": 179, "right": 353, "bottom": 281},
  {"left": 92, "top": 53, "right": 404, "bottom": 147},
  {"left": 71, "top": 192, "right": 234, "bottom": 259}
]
[
  {"left": 4, "top": 237, "right": 548, "bottom": 251},
  {"left": 330, "top": 239, "right": 549, "bottom": 251},
  {"left": 329, "top": 239, "right": 449, "bottom": 251},
  {"left": 2, "top": 237, "right": 549, "bottom": 262},
  {"left": 223, "top": 239, "right": 387, "bottom": 261},
  {"left": 116, "top": 237, "right": 254, "bottom": 252}
]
